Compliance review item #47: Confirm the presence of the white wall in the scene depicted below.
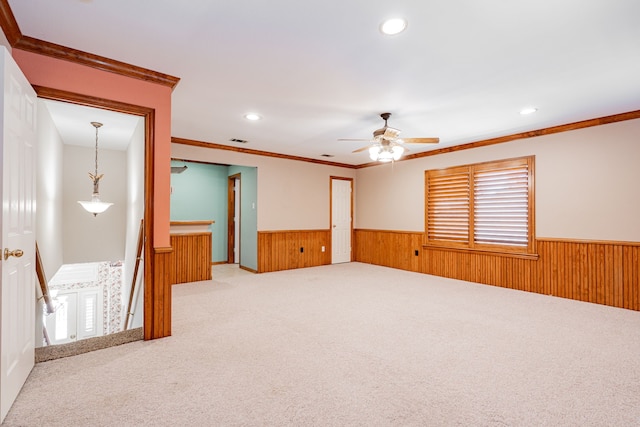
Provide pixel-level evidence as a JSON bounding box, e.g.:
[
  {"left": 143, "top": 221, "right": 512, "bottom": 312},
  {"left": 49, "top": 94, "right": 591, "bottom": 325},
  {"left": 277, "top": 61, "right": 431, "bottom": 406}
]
[
  {"left": 170, "top": 144, "right": 357, "bottom": 230},
  {"left": 36, "top": 100, "right": 64, "bottom": 280},
  {"left": 62, "top": 145, "right": 127, "bottom": 262},
  {"left": 356, "top": 118, "right": 640, "bottom": 242},
  {"left": 0, "top": 28, "right": 10, "bottom": 53},
  {"left": 122, "top": 118, "right": 145, "bottom": 329}
]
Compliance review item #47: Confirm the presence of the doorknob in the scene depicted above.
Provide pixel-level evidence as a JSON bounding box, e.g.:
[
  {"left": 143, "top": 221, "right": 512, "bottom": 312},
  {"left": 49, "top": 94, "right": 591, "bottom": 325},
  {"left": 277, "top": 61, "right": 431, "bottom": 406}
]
[{"left": 4, "top": 248, "right": 24, "bottom": 260}]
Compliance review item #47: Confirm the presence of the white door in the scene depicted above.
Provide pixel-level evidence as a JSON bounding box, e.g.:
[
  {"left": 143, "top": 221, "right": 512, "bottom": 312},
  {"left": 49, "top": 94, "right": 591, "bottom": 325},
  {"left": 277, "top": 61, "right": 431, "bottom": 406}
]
[
  {"left": 331, "top": 178, "right": 352, "bottom": 264},
  {"left": 45, "top": 292, "right": 77, "bottom": 345},
  {"left": 0, "top": 47, "right": 37, "bottom": 422},
  {"left": 45, "top": 287, "right": 103, "bottom": 345}
]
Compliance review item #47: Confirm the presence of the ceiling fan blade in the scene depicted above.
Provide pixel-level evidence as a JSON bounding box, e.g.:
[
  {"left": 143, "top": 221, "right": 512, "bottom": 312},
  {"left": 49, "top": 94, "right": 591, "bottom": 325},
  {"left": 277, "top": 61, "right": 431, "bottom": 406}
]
[
  {"left": 338, "top": 138, "right": 373, "bottom": 142},
  {"left": 401, "top": 137, "right": 440, "bottom": 144},
  {"left": 352, "top": 145, "right": 373, "bottom": 153}
]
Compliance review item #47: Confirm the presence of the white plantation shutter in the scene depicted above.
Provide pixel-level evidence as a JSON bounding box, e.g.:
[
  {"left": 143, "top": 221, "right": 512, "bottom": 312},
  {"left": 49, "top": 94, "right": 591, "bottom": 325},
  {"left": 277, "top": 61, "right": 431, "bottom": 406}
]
[
  {"left": 474, "top": 160, "right": 530, "bottom": 246},
  {"left": 426, "top": 167, "right": 470, "bottom": 245},
  {"left": 425, "top": 157, "right": 534, "bottom": 253}
]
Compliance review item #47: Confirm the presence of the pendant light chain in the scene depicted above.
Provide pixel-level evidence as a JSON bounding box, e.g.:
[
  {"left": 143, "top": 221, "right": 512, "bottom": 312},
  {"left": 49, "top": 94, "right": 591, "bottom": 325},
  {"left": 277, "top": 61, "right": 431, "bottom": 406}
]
[
  {"left": 94, "top": 123, "right": 99, "bottom": 179},
  {"left": 90, "top": 121, "right": 103, "bottom": 194}
]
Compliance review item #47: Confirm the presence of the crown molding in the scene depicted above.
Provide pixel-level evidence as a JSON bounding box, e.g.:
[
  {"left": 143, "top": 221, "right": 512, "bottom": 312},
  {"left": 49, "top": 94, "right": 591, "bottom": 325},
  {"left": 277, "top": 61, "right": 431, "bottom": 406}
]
[
  {"left": 15, "top": 36, "right": 180, "bottom": 88},
  {"left": 172, "top": 137, "right": 357, "bottom": 169},
  {"left": 0, "top": 0, "right": 179, "bottom": 89},
  {"left": 0, "top": 0, "right": 20, "bottom": 45}
]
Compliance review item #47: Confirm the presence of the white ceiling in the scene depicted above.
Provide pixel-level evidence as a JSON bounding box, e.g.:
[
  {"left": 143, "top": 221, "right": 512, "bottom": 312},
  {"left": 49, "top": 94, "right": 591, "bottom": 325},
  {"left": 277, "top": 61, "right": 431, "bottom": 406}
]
[
  {"left": 10, "top": 0, "right": 640, "bottom": 165},
  {"left": 43, "top": 100, "right": 141, "bottom": 151}
]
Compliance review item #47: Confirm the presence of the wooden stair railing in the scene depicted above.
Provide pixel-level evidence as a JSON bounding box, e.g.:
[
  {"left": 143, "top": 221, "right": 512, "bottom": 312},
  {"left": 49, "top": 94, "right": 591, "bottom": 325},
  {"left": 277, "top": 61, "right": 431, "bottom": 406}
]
[
  {"left": 124, "top": 219, "right": 144, "bottom": 331},
  {"left": 35, "top": 242, "right": 55, "bottom": 315}
]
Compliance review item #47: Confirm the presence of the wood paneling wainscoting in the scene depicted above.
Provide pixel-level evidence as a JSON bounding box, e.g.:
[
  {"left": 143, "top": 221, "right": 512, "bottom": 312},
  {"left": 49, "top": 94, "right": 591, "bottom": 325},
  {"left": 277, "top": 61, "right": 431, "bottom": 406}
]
[
  {"left": 145, "top": 248, "right": 174, "bottom": 339},
  {"left": 170, "top": 233, "right": 212, "bottom": 284},
  {"left": 145, "top": 232, "right": 211, "bottom": 339},
  {"left": 536, "top": 239, "right": 639, "bottom": 310},
  {"left": 352, "top": 230, "right": 423, "bottom": 272},
  {"left": 258, "top": 230, "right": 331, "bottom": 273},
  {"left": 354, "top": 230, "right": 640, "bottom": 311}
]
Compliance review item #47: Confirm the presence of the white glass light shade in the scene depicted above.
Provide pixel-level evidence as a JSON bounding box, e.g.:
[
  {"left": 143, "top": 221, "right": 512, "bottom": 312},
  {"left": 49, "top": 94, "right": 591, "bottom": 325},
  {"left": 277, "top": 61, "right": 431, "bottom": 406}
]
[
  {"left": 369, "top": 144, "right": 405, "bottom": 162},
  {"left": 377, "top": 148, "right": 394, "bottom": 162},
  {"left": 369, "top": 146, "right": 380, "bottom": 161},
  {"left": 78, "top": 193, "right": 113, "bottom": 216},
  {"left": 392, "top": 145, "right": 404, "bottom": 160}
]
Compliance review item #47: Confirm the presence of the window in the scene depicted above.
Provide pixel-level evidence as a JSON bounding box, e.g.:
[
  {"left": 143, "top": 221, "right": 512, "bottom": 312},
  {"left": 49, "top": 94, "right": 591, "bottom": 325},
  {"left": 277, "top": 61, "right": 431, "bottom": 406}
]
[{"left": 425, "top": 156, "right": 535, "bottom": 255}]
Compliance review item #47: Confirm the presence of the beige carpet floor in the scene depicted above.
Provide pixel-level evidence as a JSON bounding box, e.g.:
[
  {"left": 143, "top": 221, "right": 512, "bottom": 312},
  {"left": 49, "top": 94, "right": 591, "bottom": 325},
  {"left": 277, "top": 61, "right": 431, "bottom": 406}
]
[{"left": 4, "top": 263, "right": 640, "bottom": 426}]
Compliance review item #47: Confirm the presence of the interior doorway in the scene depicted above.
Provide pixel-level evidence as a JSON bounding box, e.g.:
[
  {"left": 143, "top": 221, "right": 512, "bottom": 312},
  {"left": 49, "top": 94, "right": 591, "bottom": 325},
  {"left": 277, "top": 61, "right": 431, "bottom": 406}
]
[
  {"left": 33, "top": 87, "right": 153, "bottom": 351},
  {"left": 227, "top": 174, "right": 241, "bottom": 264},
  {"left": 169, "top": 159, "right": 258, "bottom": 272}
]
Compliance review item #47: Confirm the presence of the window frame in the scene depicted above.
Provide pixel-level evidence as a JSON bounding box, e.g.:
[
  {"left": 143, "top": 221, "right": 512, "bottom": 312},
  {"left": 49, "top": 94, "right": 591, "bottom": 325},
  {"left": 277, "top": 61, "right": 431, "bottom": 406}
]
[{"left": 424, "top": 156, "right": 536, "bottom": 256}]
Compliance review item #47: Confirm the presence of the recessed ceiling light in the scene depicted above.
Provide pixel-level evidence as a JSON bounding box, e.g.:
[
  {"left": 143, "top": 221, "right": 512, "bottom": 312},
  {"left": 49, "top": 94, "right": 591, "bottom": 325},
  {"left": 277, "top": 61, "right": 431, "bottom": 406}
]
[
  {"left": 380, "top": 18, "right": 407, "bottom": 36},
  {"left": 520, "top": 107, "right": 538, "bottom": 115},
  {"left": 244, "top": 113, "right": 261, "bottom": 121}
]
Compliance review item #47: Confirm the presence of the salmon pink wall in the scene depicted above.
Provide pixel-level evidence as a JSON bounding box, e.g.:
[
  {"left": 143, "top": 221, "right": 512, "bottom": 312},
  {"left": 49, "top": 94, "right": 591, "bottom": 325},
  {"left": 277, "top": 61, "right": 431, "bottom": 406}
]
[{"left": 12, "top": 49, "right": 172, "bottom": 247}]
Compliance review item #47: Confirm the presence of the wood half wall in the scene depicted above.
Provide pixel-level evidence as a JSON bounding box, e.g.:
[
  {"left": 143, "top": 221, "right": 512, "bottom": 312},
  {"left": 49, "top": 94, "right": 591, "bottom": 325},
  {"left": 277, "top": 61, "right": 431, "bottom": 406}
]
[
  {"left": 170, "top": 233, "right": 212, "bottom": 284},
  {"left": 258, "top": 230, "right": 331, "bottom": 273},
  {"left": 354, "top": 229, "right": 640, "bottom": 311}
]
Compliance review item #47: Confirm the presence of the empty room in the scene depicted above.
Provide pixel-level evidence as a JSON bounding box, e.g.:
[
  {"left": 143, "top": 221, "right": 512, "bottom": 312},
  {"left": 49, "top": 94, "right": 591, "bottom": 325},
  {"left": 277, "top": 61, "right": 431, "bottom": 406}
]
[{"left": 1, "top": 1, "right": 639, "bottom": 426}]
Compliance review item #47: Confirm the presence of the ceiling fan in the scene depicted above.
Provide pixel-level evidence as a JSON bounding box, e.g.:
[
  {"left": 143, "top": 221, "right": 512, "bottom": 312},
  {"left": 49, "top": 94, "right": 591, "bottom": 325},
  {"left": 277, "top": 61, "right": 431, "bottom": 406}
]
[{"left": 339, "top": 112, "right": 439, "bottom": 162}]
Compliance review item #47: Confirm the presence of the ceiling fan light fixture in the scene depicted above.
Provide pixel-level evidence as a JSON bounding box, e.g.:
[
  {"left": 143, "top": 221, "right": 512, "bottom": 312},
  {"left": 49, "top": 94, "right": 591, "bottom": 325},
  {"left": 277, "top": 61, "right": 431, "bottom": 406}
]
[
  {"left": 369, "top": 144, "right": 405, "bottom": 162},
  {"left": 380, "top": 18, "right": 407, "bottom": 35},
  {"left": 341, "top": 112, "right": 437, "bottom": 163}
]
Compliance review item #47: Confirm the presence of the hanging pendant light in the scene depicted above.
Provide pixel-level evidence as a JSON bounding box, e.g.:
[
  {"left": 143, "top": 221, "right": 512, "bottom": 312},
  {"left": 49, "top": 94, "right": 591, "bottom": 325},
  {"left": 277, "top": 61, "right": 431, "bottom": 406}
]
[{"left": 78, "top": 121, "right": 113, "bottom": 216}]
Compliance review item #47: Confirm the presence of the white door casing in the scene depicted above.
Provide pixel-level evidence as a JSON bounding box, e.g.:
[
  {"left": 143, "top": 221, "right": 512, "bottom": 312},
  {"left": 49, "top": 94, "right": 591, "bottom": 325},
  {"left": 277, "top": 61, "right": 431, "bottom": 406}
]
[
  {"left": 234, "top": 178, "right": 240, "bottom": 263},
  {"left": 0, "top": 47, "right": 37, "bottom": 422},
  {"left": 331, "top": 178, "right": 352, "bottom": 264}
]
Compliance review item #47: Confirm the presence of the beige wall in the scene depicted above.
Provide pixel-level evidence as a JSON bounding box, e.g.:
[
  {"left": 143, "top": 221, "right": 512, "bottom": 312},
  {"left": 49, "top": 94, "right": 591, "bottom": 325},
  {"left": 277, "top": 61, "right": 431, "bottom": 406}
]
[
  {"left": 355, "top": 118, "right": 640, "bottom": 242},
  {"left": 123, "top": 118, "right": 145, "bottom": 329},
  {"left": 36, "top": 100, "right": 64, "bottom": 280},
  {"left": 170, "top": 144, "right": 357, "bottom": 230}
]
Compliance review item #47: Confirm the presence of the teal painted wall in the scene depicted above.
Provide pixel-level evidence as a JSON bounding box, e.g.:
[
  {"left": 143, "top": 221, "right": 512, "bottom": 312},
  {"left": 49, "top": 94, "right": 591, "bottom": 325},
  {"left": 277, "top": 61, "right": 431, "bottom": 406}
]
[
  {"left": 170, "top": 160, "right": 258, "bottom": 269},
  {"left": 228, "top": 165, "right": 258, "bottom": 271},
  {"left": 170, "top": 161, "right": 228, "bottom": 262}
]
